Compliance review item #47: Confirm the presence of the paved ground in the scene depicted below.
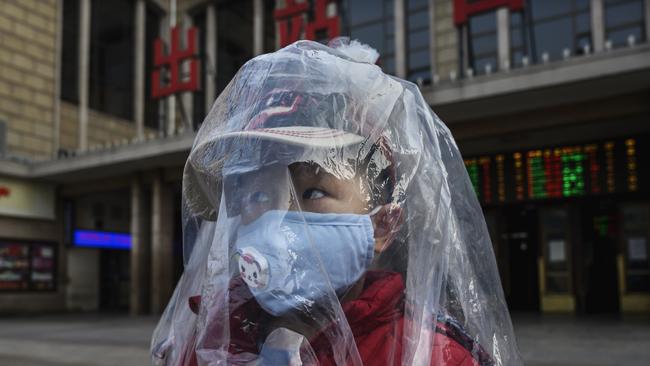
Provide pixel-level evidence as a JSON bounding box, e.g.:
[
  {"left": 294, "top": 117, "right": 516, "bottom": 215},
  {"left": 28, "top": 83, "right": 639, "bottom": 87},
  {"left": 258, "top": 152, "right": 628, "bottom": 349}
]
[
  {"left": 0, "top": 312, "right": 648, "bottom": 365},
  {"left": 0, "top": 313, "right": 155, "bottom": 366},
  {"left": 514, "top": 313, "right": 650, "bottom": 366}
]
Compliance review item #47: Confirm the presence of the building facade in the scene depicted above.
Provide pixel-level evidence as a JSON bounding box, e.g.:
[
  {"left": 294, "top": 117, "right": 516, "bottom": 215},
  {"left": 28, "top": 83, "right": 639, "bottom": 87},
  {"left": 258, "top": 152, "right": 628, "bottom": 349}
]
[{"left": 0, "top": 0, "right": 648, "bottom": 315}]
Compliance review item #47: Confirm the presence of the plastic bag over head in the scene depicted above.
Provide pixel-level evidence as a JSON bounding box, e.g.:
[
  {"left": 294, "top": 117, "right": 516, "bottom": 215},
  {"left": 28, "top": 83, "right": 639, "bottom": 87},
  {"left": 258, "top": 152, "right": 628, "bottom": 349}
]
[{"left": 151, "top": 39, "right": 521, "bottom": 366}]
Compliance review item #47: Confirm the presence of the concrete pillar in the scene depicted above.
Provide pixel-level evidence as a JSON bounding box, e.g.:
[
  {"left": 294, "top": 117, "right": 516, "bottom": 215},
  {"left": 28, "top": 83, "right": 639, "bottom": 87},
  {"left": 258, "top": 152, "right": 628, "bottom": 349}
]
[
  {"left": 170, "top": 0, "right": 178, "bottom": 135},
  {"left": 78, "top": 0, "right": 90, "bottom": 151},
  {"left": 205, "top": 4, "right": 217, "bottom": 115},
  {"left": 591, "top": 0, "right": 604, "bottom": 52},
  {"left": 496, "top": 7, "right": 510, "bottom": 71},
  {"left": 181, "top": 13, "right": 193, "bottom": 131},
  {"left": 134, "top": 0, "right": 146, "bottom": 140},
  {"left": 394, "top": 0, "right": 407, "bottom": 78},
  {"left": 151, "top": 170, "right": 174, "bottom": 314},
  {"left": 645, "top": 0, "right": 650, "bottom": 43},
  {"left": 130, "top": 174, "right": 150, "bottom": 315},
  {"left": 428, "top": 0, "right": 437, "bottom": 80},
  {"left": 53, "top": 0, "right": 63, "bottom": 155},
  {"left": 253, "top": 0, "right": 264, "bottom": 56},
  {"left": 157, "top": 15, "right": 166, "bottom": 132},
  {"left": 164, "top": 9, "right": 177, "bottom": 136}
]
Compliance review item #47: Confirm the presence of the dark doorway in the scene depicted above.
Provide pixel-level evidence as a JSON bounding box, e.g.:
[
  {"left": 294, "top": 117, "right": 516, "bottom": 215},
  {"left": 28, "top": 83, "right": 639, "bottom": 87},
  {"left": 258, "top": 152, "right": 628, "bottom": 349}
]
[
  {"left": 581, "top": 200, "right": 619, "bottom": 313},
  {"left": 503, "top": 205, "right": 540, "bottom": 311},
  {"left": 99, "top": 250, "right": 130, "bottom": 311}
]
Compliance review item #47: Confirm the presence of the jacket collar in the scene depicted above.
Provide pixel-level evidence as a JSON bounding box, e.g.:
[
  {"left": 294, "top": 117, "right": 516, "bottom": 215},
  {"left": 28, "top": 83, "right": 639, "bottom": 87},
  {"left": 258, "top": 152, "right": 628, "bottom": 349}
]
[{"left": 341, "top": 270, "right": 405, "bottom": 337}]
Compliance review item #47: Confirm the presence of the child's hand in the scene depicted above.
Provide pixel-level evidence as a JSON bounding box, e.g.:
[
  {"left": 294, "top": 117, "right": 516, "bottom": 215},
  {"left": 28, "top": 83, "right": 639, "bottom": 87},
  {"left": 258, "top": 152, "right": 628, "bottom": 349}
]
[{"left": 259, "top": 328, "right": 316, "bottom": 366}]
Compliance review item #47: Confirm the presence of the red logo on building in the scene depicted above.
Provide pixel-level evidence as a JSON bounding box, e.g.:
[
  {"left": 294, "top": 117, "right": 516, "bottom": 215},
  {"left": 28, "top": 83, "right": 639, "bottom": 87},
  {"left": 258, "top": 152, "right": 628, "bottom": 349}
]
[
  {"left": 0, "top": 186, "right": 10, "bottom": 198},
  {"left": 274, "top": 0, "right": 340, "bottom": 48},
  {"left": 453, "top": 0, "right": 523, "bottom": 25},
  {"left": 152, "top": 26, "right": 200, "bottom": 99}
]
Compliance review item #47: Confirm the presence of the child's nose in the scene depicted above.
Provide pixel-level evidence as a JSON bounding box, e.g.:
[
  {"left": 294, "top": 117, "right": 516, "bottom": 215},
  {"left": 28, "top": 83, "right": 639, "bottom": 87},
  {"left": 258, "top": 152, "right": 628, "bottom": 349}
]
[{"left": 240, "top": 190, "right": 274, "bottom": 225}]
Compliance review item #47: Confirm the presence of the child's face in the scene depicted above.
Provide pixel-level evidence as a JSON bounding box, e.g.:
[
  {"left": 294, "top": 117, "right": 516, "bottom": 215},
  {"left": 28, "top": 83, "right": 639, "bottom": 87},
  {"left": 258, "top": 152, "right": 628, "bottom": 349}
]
[
  {"left": 231, "top": 161, "right": 400, "bottom": 256},
  {"left": 232, "top": 162, "right": 372, "bottom": 225},
  {"left": 288, "top": 162, "right": 371, "bottom": 215}
]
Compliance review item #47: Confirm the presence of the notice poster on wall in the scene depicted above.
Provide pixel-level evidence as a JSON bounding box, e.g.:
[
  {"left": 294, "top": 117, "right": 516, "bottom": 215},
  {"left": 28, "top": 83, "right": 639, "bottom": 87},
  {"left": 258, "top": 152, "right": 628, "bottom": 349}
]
[
  {"left": 0, "top": 241, "right": 56, "bottom": 291},
  {"left": 31, "top": 244, "right": 55, "bottom": 290},
  {"left": 0, "top": 242, "right": 30, "bottom": 290},
  {"left": 628, "top": 237, "right": 648, "bottom": 262},
  {"left": 549, "top": 240, "right": 566, "bottom": 263}
]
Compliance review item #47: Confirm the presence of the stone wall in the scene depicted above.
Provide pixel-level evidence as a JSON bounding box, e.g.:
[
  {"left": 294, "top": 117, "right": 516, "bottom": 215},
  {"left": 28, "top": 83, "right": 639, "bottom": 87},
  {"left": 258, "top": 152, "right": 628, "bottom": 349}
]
[
  {"left": 0, "top": 0, "right": 57, "bottom": 158},
  {"left": 59, "top": 102, "right": 139, "bottom": 151},
  {"left": 434, "top": 0, "right": 458, "bottom": 81}
]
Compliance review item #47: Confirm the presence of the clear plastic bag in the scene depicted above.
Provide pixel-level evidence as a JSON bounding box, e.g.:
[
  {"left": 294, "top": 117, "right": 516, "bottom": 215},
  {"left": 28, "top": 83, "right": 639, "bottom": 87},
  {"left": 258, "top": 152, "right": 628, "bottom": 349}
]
[{"left": 151, "top": 39, "right": 521, "bottom": 366}]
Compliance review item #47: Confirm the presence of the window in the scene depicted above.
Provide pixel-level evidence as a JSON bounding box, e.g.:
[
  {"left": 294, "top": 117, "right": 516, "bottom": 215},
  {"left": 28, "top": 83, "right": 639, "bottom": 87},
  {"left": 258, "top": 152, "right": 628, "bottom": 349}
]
[
  {"left": 342, "top": 0, "right": 395, "bottom": 74},
  {"left": 145, "top": 4, "right": 162, "bottom": 130},
  {"left": 604, "top": 0, "right": 646, "bottom": 48},
  {"left": 192, "top": 9, "right": 207, "bottom": 129},
  {"left": 61, "top": 0, "right": 79, "bottom": 103},
  {"left": 407, "top": 0, "right": 431, "bottom": 83},
  {"left": 264, "top": 0, "right": 277, "bottom": 53},
  {"left": 217, "top": 0, "right": 253, "bottom": 93},
  {"left": 468, "top": 10, "right": 498, "bottom": 75},
  {"left": 525, "top": 0, "right": 591, "bottom": 62},
  {"left": 510, "top": 11, "right": 528, "bottom": 67},
  {"left": 194, "top": 1, "right": 262, "bottom": 128},
  {"left": 89, "top": 0, "right": 135, "bottom": 120}
]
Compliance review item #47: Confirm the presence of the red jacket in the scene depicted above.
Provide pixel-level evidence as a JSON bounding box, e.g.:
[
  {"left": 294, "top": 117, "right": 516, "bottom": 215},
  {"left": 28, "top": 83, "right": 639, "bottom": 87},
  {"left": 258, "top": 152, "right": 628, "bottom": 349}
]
[{"left": 183, "top": 271, "right": 492, "bottom": 365}]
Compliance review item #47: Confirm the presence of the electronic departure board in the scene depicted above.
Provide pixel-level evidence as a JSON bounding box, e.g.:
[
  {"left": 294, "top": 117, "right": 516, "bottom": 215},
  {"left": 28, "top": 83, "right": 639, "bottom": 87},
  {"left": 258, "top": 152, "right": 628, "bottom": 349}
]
[{"left": 464, "top": 136, "right": 646, "bottom": 205}]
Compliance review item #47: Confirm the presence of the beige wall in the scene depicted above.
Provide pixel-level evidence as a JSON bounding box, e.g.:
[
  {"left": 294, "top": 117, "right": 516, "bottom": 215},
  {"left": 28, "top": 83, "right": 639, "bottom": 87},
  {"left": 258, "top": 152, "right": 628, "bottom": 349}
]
[
  {"left": 434, "top": 0, "right": 458, "bottom": 80},
  {"left": 60, "top": 102, "right": 139, "bottom": 151},
  {"left": 0, "top": 0, "right": 58, "bottom": 158},
  {"left": 1, "top": 1, "right": 153, "bottom": 156},
  {"left": 179, "top": 0, "right": 206, "bottom": 13}
]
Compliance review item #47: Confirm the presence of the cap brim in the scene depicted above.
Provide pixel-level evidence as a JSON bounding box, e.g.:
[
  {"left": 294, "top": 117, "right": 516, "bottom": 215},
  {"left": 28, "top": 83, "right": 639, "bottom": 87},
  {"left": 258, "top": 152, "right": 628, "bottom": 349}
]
[
  {"left": 184, "top": 126, "right": 366, "bottom": 221},
  {"left": 217, "top": 126, "right": 365, "bottom": 148}
]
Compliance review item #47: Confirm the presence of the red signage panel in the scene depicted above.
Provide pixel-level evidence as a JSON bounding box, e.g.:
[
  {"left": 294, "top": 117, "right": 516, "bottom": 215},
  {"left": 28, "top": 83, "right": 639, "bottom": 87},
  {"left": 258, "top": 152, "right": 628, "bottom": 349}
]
[
  {"left": 453, "top": 0, "right": 524, "bottom": 25},
  {"left": 275, "top": 0, "right": 340, "bottom": 47},
  {"left": 152, "top": 26, "right": 200, "bottom": 99}
]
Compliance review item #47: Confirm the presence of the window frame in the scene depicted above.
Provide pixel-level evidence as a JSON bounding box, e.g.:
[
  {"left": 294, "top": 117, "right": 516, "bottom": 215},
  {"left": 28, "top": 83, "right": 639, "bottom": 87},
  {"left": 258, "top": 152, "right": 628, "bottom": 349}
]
[
  {"left": 603, "top": 0, "right": 647, "bottom": 48},
  {"left": 342, "top": 0, "right": 396, "bottom": 74},
  {"left": 88, "top": 0, "right": 136, "bottom": 121},
  {"left": 407, "top": 0, "right": 432, "bottom": 82},
  {"left": 524, "top": 0, "right": 592, "bottom": 63},
  {"left": 60, "top": 0, "right": 80, "bottom": 104},
  {"left": 467, "top": 9, "right": 499, "bottom": 75}
]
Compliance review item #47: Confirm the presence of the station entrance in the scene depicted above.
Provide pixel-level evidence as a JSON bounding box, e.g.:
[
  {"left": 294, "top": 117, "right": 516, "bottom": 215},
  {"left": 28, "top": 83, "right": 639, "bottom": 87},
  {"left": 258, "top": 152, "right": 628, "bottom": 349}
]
[
  {"left": 99, "top": 249, "right": 131, "bottom": 311},
  {"left": 500, "top": 205, "right": 540, "bottom": 312}
]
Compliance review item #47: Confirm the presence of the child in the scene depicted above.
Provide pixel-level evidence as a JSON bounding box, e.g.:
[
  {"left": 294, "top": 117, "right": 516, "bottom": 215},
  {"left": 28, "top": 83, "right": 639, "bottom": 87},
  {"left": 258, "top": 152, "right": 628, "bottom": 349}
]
[{"left": 152, "top": 39, "right": 521, "bottom": 365}]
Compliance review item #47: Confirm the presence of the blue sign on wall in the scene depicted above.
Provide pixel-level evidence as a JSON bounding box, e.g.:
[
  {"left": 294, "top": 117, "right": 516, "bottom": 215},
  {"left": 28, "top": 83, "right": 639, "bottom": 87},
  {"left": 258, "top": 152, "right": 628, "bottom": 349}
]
[{"left": 73, "top": 230, "right": 132, "bottom": 250}]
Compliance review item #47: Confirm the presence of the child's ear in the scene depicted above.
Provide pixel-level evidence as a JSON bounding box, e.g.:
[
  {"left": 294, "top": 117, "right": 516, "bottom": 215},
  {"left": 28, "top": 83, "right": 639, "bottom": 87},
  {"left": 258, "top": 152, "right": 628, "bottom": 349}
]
[{"left": 370, "top": 203, "right": 403, "bottom": 254}]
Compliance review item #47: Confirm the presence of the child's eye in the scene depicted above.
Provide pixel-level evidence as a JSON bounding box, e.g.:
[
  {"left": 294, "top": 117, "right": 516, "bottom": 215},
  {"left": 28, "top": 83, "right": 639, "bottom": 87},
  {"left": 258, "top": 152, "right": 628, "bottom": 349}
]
[
  {"left": 246, "top": 191, "right": 270, "bottom": 204},
  {"left": 303, "top": 188, "right": 326, "bottom": 200}
]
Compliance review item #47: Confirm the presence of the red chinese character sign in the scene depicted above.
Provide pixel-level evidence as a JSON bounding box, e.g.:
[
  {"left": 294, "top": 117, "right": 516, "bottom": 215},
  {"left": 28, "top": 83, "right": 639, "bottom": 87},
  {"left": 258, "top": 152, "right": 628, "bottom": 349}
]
[
  {"left": 275, "top": 0, "right": 340, "bottom": 48},
  {"left": 453, "top": 0, "right": 524, "bottom": 25},
  {"left": 152, "top": 26, "right": 200, "bottom": 99}
]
